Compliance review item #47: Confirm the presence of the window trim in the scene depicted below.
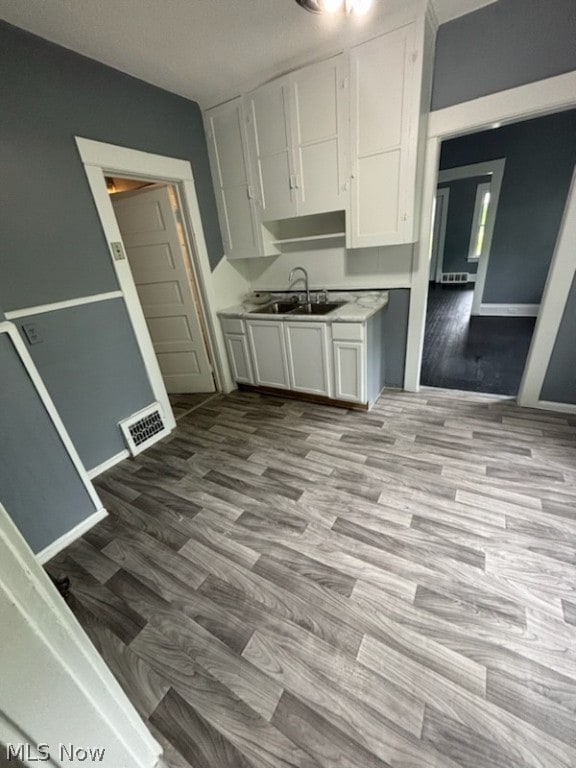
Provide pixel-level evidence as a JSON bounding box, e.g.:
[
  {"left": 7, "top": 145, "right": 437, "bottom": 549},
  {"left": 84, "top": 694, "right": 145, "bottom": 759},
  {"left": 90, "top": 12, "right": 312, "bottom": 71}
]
[{"left": 468, "top": 181, "right": 492, "bottom": 262}]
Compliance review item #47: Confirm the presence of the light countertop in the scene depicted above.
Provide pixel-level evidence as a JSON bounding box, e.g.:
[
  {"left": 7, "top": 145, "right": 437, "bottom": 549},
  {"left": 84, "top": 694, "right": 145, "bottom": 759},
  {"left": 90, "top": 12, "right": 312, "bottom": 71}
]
[{"left": 218, "top": 291, "right": 389, "bottom": 323}]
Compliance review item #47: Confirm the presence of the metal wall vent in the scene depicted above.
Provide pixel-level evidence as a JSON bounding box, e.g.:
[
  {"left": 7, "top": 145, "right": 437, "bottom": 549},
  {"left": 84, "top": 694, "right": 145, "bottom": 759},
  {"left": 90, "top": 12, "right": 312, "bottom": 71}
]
[
  {"left": 441, "top": 272, "right": 469, "bottom": 284},
  {"left": 119, "top": 404, "right": 168, "bottom": 456}
]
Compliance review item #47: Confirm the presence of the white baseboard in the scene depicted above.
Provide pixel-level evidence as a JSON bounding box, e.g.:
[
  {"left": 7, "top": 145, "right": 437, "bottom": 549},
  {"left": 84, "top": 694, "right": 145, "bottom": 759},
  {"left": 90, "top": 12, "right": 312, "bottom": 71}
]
[
  {"left": 87, "top": 450, "right": 130, "bottom": 479},
  {"left": 36, "top": 508, "right": 108, "bottom": 564},
  {"left": 479, "top": 303, "right": 540, "bottom": 317},
  {"left": 535, "top": 400, "right": 576, "bottom": 415}
]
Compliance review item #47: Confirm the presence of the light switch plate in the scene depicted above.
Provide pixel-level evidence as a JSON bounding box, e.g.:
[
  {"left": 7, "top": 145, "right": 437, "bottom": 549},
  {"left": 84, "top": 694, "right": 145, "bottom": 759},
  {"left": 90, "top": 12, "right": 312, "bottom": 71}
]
[{"left": 22, "top": 322, "right": 43, "bottom": 345}]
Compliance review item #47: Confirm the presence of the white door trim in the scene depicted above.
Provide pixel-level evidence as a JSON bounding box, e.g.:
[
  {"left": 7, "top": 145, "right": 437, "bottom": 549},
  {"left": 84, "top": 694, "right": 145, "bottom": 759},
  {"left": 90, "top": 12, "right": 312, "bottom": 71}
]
[
  {"left": 5, "top": 291, "right": 124, "bottom": 320},
  {"left": 0, "top": 500, "right": 161, "bottom": 768},
  {"left": 437, "top": 159, "right": 505, "bottom": 314},
  {"left": 517, "top": 165, "right": 576, "bottom": 406},
  {"left": 430, "top": 187, "right": 450, "bottom": 283},
  {"left": 75, "top": 137, "right": 226, "bottom": 430},
  {"left": 405, "top": 69, "right": 576, "bottom": 395}
]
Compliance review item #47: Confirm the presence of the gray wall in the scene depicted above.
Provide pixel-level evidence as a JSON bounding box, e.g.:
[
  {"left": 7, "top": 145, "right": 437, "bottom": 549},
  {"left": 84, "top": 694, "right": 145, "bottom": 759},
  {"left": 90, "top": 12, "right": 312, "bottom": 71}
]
[
  {"left": 0, "top": 22, "right": 223, "bottom": 313},
  {"left": 381, "top": 289, "right": 410, "bottom": 388},
  {"left": 0, "top": 21, "right": 224, "bottom": 547},
  {"left": 437, "top": 176, "right": 490, "bottom": 276},
  {"left": 17, "top": 301, "right": 155, "bottom": 471},
  {"left": 0, "top": 334, "right": 96, "bottom": 554},
  {"left": 541, "top": 274, "right": 576, "bottom": 404},
  {"left": 440, "top": 109, "right": 576, "bottom": 304},
  {"left": 432, "top": 0, "right": 576, "bottom": 110}
]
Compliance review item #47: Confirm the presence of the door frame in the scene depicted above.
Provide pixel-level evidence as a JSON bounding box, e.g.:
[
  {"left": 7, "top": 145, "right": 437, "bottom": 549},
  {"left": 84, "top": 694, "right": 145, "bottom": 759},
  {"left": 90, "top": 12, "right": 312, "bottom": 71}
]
[
  {"left": 429, "top": 186, "right": 450, "bottom": 284},
  {"left": 405, "top": 69, "right": 576, "bottom": 405},
  {"left": 76, "top": 138, "right": 225, "bottom": 430},
  {"left": 0, "top": 499, "right": 162, "bottom": 768},
  {"left": 436, "top": 159, "right": 506, "bottom": 314}
]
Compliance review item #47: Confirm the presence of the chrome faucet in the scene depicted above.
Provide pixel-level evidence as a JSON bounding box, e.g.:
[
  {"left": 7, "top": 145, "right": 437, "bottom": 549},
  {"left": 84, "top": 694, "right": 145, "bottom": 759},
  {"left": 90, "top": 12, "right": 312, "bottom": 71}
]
[{"left": 289, "top": 266, "right": 310, "bottom": 305}]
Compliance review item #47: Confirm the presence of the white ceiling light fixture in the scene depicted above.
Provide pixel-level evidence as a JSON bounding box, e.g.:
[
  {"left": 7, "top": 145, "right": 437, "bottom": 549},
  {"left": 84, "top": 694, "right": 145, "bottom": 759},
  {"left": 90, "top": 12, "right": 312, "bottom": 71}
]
[{"left": 295, "top": 0, "right": 373, "bottom": 15}]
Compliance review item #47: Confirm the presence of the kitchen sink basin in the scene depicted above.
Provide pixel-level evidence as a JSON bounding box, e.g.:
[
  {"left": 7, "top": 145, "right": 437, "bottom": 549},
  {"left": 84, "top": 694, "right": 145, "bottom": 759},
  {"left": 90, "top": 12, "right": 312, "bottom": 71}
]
[
  {"left": 249, "top": 300, "right": 299, "bottom": 314},
  {"left": 249, "top": 300, "right": 346, "bottom": 316},
  {"left": 288, "top": 302, "right": 346, "bottom": 315}
]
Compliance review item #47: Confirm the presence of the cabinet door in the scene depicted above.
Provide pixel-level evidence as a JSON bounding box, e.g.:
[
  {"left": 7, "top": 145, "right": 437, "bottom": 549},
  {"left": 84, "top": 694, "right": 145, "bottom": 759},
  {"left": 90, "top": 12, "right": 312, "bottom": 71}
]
[
  {"left": 290, "top": 55, "right": 349, "bottom": 217},
  {"left": 333, "top": 341, "right": 366, "bottom": 403},
  {"left": 225, "top": 333, "right": 254, "bottom": 384},
  {"left": 246, "top": 320, "right": 290, "bottom": 389},
  {"left": 349, "top": 24, "right": 417, "bottom": 247},
  {"left": 285, "top": 322, "right": 332, "bottom": 397},
  {"left": 205, "top": 99, "right": 263, "bottom": 259},
  {"left": 246, "top": 79, "right": 297, "bottom": 221}
]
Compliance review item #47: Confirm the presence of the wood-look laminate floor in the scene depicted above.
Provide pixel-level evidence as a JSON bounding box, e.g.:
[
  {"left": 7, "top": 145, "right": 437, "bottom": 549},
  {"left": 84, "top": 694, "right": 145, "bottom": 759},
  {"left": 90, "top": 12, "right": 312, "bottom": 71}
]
[
  {"left": 46, "top": 389, "right": 576, "bottom": 768},
  {"left": 169, "top": 392, "right": 217, "bottom": 420},
  {"left": 421, "top": 284, "right": 536, "bottom": 395}
]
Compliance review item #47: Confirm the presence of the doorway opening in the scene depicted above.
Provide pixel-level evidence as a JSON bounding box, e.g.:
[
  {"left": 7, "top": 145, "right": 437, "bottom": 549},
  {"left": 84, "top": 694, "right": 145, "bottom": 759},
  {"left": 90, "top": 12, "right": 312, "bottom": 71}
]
[
  {"left": 106, "top": 176, "right": 217, "bottom": 416},
  {"left": 420, "top": 109, "right": 576, "bottom": 397}
]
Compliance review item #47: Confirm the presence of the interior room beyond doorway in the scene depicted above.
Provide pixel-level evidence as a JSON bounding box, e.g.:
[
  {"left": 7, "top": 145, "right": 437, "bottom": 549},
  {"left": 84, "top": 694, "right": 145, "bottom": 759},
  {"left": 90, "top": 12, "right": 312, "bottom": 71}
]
[
  {"left": 421, "top": 284, "right": 536, "bottom": 395},
  {"left": 421, "top": 108, "right": 576, "bottom": 398}
]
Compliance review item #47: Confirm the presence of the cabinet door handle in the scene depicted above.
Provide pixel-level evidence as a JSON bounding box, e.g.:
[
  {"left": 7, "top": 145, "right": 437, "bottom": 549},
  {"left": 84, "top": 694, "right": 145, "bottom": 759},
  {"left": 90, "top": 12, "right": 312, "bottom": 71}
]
[
  {"left": 247, "top": 185, "right": 254, "bottom": 199},
  {"left": 289, "top": 174, "right": 297, "bottom": 190}
]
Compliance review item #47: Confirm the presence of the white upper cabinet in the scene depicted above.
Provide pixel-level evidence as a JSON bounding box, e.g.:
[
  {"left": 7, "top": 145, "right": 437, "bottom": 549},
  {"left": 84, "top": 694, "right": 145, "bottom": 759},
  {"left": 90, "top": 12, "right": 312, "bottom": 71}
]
[
  {"left": 205, "top": 98, "right": 263, "bottom": 259},
  {"left": 247, "top": 54, "right": 348, "bottom": 222},
  {"left": 246, "top": 78, "right": 297, "bottom": 221},
  {"left": 289, "top": 55, "right": 349, "bottom": 217},
  {"left": 349, "top": 21, "right": 428, "bottom": 248},
  {"left": 206, "top": 12, "right": 434, "bottom": 254}
]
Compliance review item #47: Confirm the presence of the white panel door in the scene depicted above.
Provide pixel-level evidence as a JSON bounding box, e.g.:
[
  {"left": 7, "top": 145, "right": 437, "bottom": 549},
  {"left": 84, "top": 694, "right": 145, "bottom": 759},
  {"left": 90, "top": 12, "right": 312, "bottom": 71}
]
[
  {"left": 333, "top": 341, "right": 365, "bottom": 402},
  {"left": 112, "top": 185, "right": 215, "bottom": 394},
  {"left": 290, "top": 55, "right": 349, "bottom": 216},
  {"left": 246, "top": 78, "right": 297, "bottom": 221},
  {"left": 246, "top": 320, "right": 290, "bottom": 388},
  {"left": 349, "top": 24, "right": 417, "bottom": 247},
  {"left": 205, "top": 98, "right": 263, "bottom": 259},
  {"left": 285, "top": 322, "right": 332, "bottom": 397},
  {"left": 225, "top": 333, "right": 254, "bottom": 384}
]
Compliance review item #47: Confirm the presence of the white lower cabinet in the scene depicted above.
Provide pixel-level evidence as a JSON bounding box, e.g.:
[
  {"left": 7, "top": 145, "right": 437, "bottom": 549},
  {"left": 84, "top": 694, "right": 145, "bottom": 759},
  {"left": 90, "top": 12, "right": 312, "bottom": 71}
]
[
  {"left": 284, "top": 322, "right": 332, "bottom": 397},
  {"left": 333, "top": 341, "right": 365, "bottom": 402},
  {"left": 224, "top": 333, "right": 254, "bottom": 384},
  {"left": 246, "top": 320, "right": 290, "bottom": 389},
  {"left": 222, "top": 317, "right": 370, "bottom": 405},
  {"left": 331, "top": 322, "right": 366, "bottom": 402}
]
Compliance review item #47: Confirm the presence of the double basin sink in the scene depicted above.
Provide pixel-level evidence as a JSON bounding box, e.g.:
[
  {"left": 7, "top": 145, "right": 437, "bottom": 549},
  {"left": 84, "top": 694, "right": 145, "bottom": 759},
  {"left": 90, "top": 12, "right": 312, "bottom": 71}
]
[{"left": 250, "top": 300, "right": 346, "bottom": 316}]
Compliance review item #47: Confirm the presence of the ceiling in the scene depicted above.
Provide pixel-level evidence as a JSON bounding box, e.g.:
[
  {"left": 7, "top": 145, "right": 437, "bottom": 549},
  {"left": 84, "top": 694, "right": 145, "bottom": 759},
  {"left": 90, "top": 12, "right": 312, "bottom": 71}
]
[{"left": 0, "top": 0, "right": 498, "bottom": 108}]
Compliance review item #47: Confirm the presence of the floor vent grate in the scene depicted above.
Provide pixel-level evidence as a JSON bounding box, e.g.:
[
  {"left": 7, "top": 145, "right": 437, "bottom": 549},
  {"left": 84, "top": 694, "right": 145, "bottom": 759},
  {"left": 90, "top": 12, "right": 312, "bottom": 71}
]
[
  {"left": 441, "top": 272, "right": 469, "bottom": 284},
  {"left": 119, "top": 404, "right": 168, "bottom": 456}
]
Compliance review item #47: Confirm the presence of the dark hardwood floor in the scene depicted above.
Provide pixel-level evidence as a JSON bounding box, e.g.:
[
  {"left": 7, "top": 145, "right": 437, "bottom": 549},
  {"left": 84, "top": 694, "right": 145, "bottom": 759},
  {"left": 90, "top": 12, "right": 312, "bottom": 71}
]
[
  {"left": 46, "top": 390, "right": 576, "bottom": 768},
  {"left": 421, "top": 284, "right": 536, "bottom": 395}
]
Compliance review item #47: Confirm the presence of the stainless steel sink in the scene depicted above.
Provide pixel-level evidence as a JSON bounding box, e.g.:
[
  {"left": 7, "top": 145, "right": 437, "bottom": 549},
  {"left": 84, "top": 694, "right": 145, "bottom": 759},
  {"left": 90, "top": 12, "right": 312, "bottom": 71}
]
[
  {"left": 249, "top": 300, "right": 346, "bottom": 316},
  {"left": 287, "top": 302, "right": 346, "bottom": 316},
  {"left": 249, "top": 300, "right": 299, "bottom": 314}
]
